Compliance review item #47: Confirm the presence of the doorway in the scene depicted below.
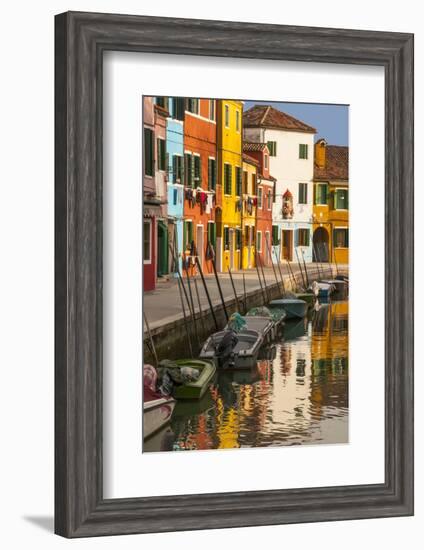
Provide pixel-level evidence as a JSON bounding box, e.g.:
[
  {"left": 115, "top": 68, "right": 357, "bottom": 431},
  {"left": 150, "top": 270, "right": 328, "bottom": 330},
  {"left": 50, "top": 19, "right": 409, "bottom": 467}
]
[
  {"left": 313, "top": 227, "right": 329, "bottom": 262},
  {"left": 281, "top": 229, "right": 293, "bottom": 261},
  {"left": 196, "top": 224, "right": 204, "bottom": 268},
  {"left": 157, "top": 221, "right": 168, "bottom": 277}
]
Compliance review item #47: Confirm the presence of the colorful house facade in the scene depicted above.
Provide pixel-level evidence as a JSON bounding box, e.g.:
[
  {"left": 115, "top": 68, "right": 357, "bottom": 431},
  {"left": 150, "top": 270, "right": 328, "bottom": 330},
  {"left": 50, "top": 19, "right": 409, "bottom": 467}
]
[
  {"left": 183, "top": 98, "right": 217, "bottom": 274},
  {"left": 159, "top": 97, "right": 185, "bottom": 274},
  {"left": 243, "top": 105, "right": 316, "bottom": 265},
  {"left": 243, "top": 142, "right": 275, "bottom": 267},
  {"left": 143, "top": 97, "right": 166, "bottom": 291},
  {"left": 217, "top": 99, "right": 243, "bottom": 272},
  {"left": 313, "top": 139, "right": 349, "bottom": 265},
  {"left": 241, "top": 154, "right": 258, "bottom": 269}
]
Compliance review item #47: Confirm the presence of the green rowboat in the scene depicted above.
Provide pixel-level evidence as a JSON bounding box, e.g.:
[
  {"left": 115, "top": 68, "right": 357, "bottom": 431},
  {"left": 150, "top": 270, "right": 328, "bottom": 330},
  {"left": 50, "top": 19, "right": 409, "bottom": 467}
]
[{"left": 163, "top": 359, "right": 216, "bottom": 400}]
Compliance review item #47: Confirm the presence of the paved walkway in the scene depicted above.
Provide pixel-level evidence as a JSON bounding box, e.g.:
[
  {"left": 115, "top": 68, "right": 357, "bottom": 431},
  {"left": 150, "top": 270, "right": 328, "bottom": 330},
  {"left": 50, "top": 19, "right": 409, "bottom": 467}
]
[{"left": 144, "top": 262, "right": 347, "bottom": 330}]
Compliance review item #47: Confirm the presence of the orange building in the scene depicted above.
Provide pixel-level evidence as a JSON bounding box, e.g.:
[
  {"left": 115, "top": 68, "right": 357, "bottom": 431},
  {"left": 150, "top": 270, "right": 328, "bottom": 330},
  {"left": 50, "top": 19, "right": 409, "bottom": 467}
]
[
  {"left": 183, "top": 98, "right": 218, "bottom": 274},
  {"left": 313, "top": 139, "right": 349, "bottom": 266}
]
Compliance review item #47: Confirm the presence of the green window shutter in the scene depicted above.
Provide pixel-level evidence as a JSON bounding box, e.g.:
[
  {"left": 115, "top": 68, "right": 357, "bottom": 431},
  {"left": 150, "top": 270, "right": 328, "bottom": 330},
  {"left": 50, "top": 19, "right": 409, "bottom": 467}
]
[
  {"left": 144, "top": 128, "right": 153, "bottom": 176},
  {"left": 191, "top": 155, "right": 195, "bottom": 187},
  {"left": 208, "top": 159, "right": 212, "bottom": 190},
  {"left": 172, "top": 155, "right": 177, "bottom": 183},
  {"left": 272, "top": 225, "right": 279, "bottom": 245}
]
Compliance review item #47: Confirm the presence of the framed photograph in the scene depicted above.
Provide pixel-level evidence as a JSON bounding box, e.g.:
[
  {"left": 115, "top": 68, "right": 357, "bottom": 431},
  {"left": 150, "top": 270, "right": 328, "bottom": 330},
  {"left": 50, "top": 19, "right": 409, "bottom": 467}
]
[{"left": 55, "top": 11, "right": 414, "bottom": 537}]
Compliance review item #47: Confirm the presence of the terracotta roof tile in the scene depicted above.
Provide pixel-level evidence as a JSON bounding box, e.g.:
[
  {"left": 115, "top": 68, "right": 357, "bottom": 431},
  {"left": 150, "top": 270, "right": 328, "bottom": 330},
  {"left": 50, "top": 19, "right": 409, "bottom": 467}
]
[
  {"left": 314, "top": 145, "right": 349, "bottom": 181},
  {"left": 243, "top": 142, "right": 268, "bottom": 152},
  {"left": 243, "top": 105, "right": 316, "bottom": 133},
  {"left": 242, "top": 152, "right": 260, "bottom": 167}
]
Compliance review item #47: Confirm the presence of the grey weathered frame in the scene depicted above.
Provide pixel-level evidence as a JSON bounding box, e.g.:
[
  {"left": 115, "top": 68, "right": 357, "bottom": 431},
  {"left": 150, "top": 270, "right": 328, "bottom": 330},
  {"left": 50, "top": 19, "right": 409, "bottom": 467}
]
[{"left": 55, "top": 11, "right": 414, "bottom": 538}]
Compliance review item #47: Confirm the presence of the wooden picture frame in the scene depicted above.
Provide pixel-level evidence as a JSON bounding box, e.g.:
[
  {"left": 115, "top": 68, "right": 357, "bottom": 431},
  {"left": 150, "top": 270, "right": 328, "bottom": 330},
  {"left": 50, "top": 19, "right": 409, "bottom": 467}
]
[{"left": 55, "top": 11, "right": 414, "bottom": 537}]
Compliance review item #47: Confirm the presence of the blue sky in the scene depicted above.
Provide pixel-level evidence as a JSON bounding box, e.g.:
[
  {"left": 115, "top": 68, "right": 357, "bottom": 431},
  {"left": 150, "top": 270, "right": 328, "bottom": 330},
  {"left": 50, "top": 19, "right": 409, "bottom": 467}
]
[{"left": 243, "top": 101, "right": 349, "bottom": 146}]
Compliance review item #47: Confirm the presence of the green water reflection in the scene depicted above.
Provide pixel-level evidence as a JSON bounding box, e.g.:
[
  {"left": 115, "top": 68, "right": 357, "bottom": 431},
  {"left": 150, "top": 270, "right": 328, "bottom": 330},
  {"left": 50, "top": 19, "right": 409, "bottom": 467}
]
[{"left": 146, "top": 300, "right": 349, "bottom": 452}]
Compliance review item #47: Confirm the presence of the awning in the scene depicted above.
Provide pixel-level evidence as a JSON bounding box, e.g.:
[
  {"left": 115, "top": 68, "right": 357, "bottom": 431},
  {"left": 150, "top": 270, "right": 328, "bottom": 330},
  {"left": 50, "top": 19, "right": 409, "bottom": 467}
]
[{"left": 144, "top": 205, "right": 162, "bottom": 218}]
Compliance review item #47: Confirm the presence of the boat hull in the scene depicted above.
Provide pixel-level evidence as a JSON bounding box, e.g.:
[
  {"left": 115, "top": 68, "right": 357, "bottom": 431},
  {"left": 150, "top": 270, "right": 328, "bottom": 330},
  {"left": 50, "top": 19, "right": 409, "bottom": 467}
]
[
  {"left": 268, "top": 298, "right": 308, "bottom": 320},
  {"left": 143, "top": 395, "right": 176, "bottom": 440},
  {"left": 170, "top": 359, "right": 216, "bottom": 400}
]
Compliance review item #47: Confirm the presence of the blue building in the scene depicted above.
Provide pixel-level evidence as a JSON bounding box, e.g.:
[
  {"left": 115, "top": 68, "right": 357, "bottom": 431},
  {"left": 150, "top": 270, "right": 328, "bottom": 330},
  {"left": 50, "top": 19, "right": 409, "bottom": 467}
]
[{"left": 163, "top": 97, "right": 185, "bottom": 274}]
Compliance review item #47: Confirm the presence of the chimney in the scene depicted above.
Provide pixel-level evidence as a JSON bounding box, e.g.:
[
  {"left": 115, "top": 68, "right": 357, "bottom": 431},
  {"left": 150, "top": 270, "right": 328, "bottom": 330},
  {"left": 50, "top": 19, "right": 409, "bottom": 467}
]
[{"left": 315, "top": 138, "right": 327, "bottom": 169}]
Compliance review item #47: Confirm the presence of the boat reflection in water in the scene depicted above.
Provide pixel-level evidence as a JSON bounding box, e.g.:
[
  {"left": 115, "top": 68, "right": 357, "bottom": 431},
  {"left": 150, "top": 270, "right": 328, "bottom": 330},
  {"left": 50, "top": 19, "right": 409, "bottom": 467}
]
[{"left": 144, "top": 300, "right": 349, "bottom": 452}]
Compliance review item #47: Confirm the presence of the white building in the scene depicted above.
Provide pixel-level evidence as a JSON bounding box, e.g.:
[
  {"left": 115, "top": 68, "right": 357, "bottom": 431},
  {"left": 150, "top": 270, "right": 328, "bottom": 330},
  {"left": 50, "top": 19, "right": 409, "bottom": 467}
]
[{"left": 244, "top": 105, "right": 316, "bottom": 263}]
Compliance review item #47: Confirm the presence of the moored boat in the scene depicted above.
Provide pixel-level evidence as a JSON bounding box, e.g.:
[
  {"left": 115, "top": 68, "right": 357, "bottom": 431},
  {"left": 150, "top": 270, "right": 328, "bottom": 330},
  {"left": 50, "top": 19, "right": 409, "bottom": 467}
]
[
  {"left": 321, "top": 279, "right": 348, "bottom": 294},
  {"left": 310, "top": 280, "right": 336, "bottom": 298},
  {"left": 200, "top": 328, "right": 263, "bottom": 369},
  {"left": 245, "top": 307, "right": 284, "bottom": 340},
  {"left": 143, "top": 364, "right": 176, "bottom": 440},
  {"left": 158, "top": 359, "right": 216, "bottom": 400},
  {"left": 268, "top": 298, "right": 308, "bottom": 320}
]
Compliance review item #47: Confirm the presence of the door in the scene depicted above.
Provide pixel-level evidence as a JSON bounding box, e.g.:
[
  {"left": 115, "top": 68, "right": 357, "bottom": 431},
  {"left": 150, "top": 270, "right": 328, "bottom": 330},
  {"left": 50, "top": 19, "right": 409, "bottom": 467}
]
[
  {"left": 229, "top": 229, "right": 234, "bottom": 269},
  {"left": 157, "top": 221, "right": 168, "bottom": 276},
  {"left": 265, "top": 231, "right": 270, "bottom": 265},
  {"left": 313, "top": 227, "right": 329, "bottom": 262},
  {"left": 197, "top": 225, "right": 204, "bottom": 268},
  {"left": 282, "top": 230, "right": 293, "bottom": 261}
]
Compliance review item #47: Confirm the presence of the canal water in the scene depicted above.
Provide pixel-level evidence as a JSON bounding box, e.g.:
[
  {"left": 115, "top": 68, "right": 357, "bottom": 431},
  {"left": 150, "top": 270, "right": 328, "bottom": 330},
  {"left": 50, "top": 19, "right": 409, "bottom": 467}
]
[{"left": 144, "top": 300, "right": 349, "bottom": 452}]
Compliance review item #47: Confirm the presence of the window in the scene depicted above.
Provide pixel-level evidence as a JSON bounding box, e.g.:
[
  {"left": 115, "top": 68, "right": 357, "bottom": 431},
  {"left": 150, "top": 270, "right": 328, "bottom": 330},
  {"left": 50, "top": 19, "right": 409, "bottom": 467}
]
[
  {"left": 298, "top": 182, "right": 308, "bottom": 204},
  {"left": 184, "top": 153, "right": 194, "bottom": 187},
  {"left": 209, "top": 100, "right": 215, "bottom": 121},
  {"left": 157, "top": 138, "right": 166, "bottom": 171},
  {"left": 267, "top": 141, "right": 277, "bottom": 156},
  {"left": 155, "top": 96, "right": 168, "bottom": 110},
  {"left": 257, "top": 231, "right": 262, "bottom": 252},
  {"left": 143, "top": 221, "right": 151, "bottom": 263},
  {"left": 194, "top": 155, "right": 202, "bottom": 184},
  {"left": 224, "top": 227, "right": 230, "bottom": 250},
  {"left": 272, "top": 225, "right": 280, "bottom": 245},
  {"left": 207, "top": 222, "right": 216, "bottom": 249},
  {"left": 251, "top": 173, "right": 257, "bottom": 195},
  {"left": 143, "top": 128, "right": 154, "bottom": 176},
  {"left": 333, "top": 228, "right": 349, "bottom": 248},
  {"left": 296, "top": 228, "right": 310, "bottom": 247},
  {"left": 236, "top": 110, "right": 240, "bottom": 132},
  {"left": 235, "top": 166, "right": 242, "bottom": 196},
  {"left": 299, "top": 144, "right": 308, "bottom": 159},
  {"left": 243, "top": 171, "right": 248, "bottom": 194},
  {"left": 208, "top": 158, "right": 217, "bottom": 190},
  {"left": 173, "top": 188, "right": 178, "bottom": 205},
  {"left": 224, "top": 104, "right": 230, "bottom": 127},
  {"left": 335, "top": 189, "right": 349, "bottom": 210},
  {"left": 244, "top": 225, "right": 250, "bottom": 242},
  {"left": 184, "top": 221, "right": 193, "bottom": 250},
  {"left": 315, "top": 183, "right": 328, "bottom": 205},
  {"left": 172, "top": 155, "right": 183, "bottom": 183},
  {"left": 236, "top": 228, "right": 242, "bottom": 250},
  {"left": 264, "top": 154, "right": 268, "bottom": 169},
  {"left": 186, "top": 98, "right": 199, "bottom": 114},
  {"left": 267, "top": 191, "right": 272, "bottom": 210},
  {"left": 172, "top": 97, "right": 185, "bottom": 121},
  {"left": 224, "top": 163, "right": 232, "bottom": 195},
  {"left": 258, "top": 187, "right": 263, "bottom": 208}
]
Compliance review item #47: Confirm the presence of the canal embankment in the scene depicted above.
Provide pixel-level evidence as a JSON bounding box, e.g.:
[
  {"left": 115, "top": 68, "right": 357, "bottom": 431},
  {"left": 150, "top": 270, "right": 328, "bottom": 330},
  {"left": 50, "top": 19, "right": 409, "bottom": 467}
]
[{"left": 144, "top": 263, "right": 348, "bottom": 362}]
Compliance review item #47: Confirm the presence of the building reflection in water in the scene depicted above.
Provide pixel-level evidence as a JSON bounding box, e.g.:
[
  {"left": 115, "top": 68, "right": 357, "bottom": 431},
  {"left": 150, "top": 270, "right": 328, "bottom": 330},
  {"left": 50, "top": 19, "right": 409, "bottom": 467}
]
[{"left": 146, "top": 300, "right": 349, "bottom": 452}]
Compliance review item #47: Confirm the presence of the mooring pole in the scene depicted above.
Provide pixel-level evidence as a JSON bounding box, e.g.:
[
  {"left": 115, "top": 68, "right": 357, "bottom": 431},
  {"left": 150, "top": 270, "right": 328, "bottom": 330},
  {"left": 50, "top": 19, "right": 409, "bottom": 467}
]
[
  {"left": 194, "top": 256, "right": 219, "bottom": 330},
  {"left": 242, "top": 272, "right": 247, "bottom": 313},
  {"left": 143, "top": 311, "right": 158, "bottom": 367},
  {"left": 301, "top": 248, "right": 310, "bottom": 288},
  {"left": 254, "top": 252, "right": 267, "bottom": 304},
  {"left": 177, "top": 276, "right": 193, "bottom": 358},
  {"left": 193, "top": 278, "right": 206, "bottom": 335},
  {"left": 211, "top": 257, "right": 228, "bottom": 321},
  {"left": 228, "top": 268, "right": 240, "bottom": 312},
  {"left": 295, "top": 248, "right": 307, "bottom": 290},
  {"left": 257, "top": 251, "right": 270, "bottom": 302},
  {"left": 184, "top": 266, "right": 200, "bottom": 347},
  {"left": 265, "top": 235, "right": 282, "bottom": 296}
]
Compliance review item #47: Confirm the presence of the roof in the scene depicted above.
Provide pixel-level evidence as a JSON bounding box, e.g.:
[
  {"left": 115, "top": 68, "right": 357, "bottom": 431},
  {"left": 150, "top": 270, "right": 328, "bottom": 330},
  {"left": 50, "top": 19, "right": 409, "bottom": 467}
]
[
  {"left": 314, "top": 145, "right": 349, "bottom": 181},
  {"left": 243, "top": 142, "right": 268, "bottom": 153},
  {"left": 243, "top": 105, "right": 316, "bottom": 133},
  {"left": 242, "top": 153, "right": 260, "bottom": 167}
]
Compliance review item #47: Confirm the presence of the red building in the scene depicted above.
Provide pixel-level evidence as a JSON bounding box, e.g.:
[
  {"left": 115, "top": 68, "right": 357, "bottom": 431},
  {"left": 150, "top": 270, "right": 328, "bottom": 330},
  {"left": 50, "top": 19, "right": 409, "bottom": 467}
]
[
  {"left": 142, "top": 97, "right": 168, "bottom": 291},
  {"left": 183, "top": 98, "right": 217, "bottom": 274},
  {"left": 243, "top": 142, "right": 276, "bottom": 266}
]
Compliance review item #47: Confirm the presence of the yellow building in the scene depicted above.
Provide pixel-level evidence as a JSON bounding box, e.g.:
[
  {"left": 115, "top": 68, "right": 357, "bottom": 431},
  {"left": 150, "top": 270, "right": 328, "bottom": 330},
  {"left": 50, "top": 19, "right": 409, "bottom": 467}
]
[
  {"left": 217, "top": 99, "right": 243, "bottom": 271},
  {"left": 241, "top": 154, "right": 258, "bottom": 269},
  {"left": 313, "top": 139, "right": 349, "bottom": 266}
]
